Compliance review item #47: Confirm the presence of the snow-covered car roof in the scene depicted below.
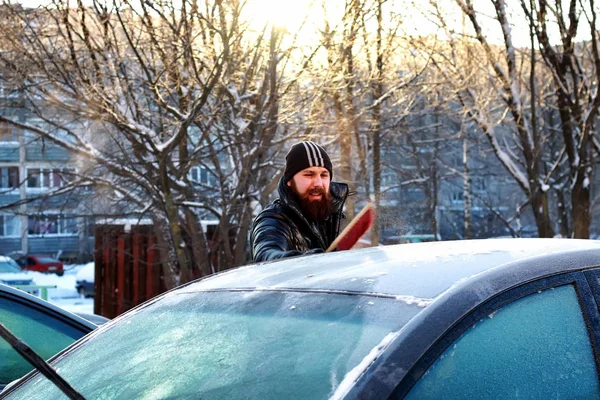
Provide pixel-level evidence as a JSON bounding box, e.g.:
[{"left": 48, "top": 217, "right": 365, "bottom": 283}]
[
  {"left": 184, "top": 238, "right": 600, "bottom": 300},
  {"left": 75, "top": 262, "right": 94, "bottom": 282}
]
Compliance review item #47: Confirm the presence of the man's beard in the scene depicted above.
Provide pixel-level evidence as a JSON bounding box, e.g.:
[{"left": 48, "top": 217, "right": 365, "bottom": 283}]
[{"left": 290, "top": 182, "right": 333, "bottom": 222}]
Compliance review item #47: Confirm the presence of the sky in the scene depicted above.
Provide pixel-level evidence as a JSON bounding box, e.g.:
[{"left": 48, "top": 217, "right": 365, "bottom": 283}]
[{"left": 12, "top": 0, "right": 592, "bottom": 49}]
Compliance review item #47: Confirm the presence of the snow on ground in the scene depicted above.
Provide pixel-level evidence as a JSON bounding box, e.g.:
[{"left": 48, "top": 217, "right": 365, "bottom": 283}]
[
  {"left": 50, "top": 297, "right": 95, "bottom": 315},
  {"left": 27, "top": 263, "right": 95, "bottom": 315}
]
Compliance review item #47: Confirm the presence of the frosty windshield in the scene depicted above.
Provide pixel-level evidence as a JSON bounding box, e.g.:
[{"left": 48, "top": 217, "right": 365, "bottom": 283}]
[{"left": 5, "top": 290, "right": 419, "bottom": 399}]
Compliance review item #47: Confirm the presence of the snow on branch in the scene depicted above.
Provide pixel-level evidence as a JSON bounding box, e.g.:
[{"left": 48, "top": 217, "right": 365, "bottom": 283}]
[{"left": 460, "top": 90, "right": 530, "bottom": 192}]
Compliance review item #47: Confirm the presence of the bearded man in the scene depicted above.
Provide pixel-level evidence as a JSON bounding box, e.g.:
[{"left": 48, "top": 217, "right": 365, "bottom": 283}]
[{"left": 250, "top": 141, "right": 349, "bottom": 262}]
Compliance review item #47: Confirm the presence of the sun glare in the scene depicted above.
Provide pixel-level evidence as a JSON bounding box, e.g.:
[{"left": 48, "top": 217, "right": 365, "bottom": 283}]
[{"left": 243, "top": 0, "right": 316, "bottom": 34}]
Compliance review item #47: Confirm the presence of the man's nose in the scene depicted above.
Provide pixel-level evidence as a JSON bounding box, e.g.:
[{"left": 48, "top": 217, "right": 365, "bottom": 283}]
[{"left": 313, "top": 176, "right": 324, "bottom": 186}]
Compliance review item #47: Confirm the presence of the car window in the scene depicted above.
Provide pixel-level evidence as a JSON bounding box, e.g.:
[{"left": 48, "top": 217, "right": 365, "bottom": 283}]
[
  {"left": 0, "top": 296, "right": 89, "bottom": 386},
  {"left": 0, "top": 261, "right": 21, "bottom": 274},
  {"left": 26, "top": 258, "right": 36, "bottom": 267},
  {"left": 403, "top": 284, "right": 599, "bottom": 399},
  {"left": 35, "top": 257, "right": 57, "bottom": 264},
  {"left": 6, "top": 291, "right": 420, "bottom": 399}
]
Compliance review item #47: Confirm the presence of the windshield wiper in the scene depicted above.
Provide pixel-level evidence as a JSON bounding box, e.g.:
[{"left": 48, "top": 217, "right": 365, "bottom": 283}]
[{"left": 0, "top": 323, "right": 85, "bottom": 400}]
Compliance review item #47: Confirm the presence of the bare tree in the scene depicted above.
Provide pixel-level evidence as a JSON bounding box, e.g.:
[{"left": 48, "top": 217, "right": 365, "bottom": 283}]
[
  {"left": 316, "top": 0, "right": 417, "bottom": 239},
  {"left": 410, "top": 0, "right": 556, "bottom": 236},
  {"left": 370, "top": 0, "right": 384, "bottom": 246},
  {"left": 519, "top": 0, "right": 600, "bottom": 238},
  {"left": 0, "top": 0, "right": 309, "bottom": 286}
]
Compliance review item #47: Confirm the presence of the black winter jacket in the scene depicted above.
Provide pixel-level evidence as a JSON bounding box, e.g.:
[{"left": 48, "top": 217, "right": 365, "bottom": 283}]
[{"left": 250, "top": 177, "right": 349, "bottom": 262}]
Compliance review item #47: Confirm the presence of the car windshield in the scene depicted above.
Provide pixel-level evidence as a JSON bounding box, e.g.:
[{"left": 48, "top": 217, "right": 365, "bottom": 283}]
[
  {"left": 6, "top": 290, "right": 420, "bottom": 399},
  {"left": 0, "top": 259, "right": 22, "bottom": 274}
]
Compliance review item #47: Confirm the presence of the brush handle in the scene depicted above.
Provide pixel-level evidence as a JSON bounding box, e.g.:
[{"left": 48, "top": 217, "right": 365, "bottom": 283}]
[{"left": 326, "top": 203, "right": 374, "bottom": 252}]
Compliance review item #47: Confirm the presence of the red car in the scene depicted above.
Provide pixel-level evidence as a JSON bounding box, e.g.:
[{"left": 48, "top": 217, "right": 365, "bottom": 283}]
[{"left": 15, "top": 255, "right": 64, "bottom": 276}]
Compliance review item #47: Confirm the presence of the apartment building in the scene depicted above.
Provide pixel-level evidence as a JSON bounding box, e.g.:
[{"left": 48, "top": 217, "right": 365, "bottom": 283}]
[{"left": 0, "top": 112, "right": 93, "bottom": 261}]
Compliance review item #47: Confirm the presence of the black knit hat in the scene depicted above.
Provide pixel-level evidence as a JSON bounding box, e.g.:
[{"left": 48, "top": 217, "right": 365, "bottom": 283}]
[{"left": 283, "top": 141, "right": 333, "bottom": 183}]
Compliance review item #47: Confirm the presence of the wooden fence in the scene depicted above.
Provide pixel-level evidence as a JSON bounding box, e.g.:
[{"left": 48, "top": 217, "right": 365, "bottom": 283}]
[{"left": 94, "top": 224, "right": 166, "bottom": 319}]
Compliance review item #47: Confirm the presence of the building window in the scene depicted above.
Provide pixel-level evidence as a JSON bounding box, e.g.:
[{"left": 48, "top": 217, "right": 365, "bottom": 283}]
[
  {"left": 189, "top": 167, "right": 199, "bottom": 183},
  {"left": 26, "top": 167, "right": 75, "bottom": 190},
  {"left": 189, "top": 166, "right": 216, "bottom": 186},
  {"left": 381, "top": 170, "right": 396, "bottom": 187},
  {"left": 473, "top": 177, "right": 487, "bottom": 192},
  {"left": 0, "top": 167, "right": 19, "bottom": 189},
  {"left": 0, "top": 122, "right": 17, "bottom": 143},
  {"left": 451, "top": 190, "right": 464, "bottom": 203},
  {"left": 84, "top": 218, "right": 95, "bottom": 237},
  {"left": 59, "top": 216, "right": 78, "bottom": 235},
  {"left": 28, "top": 214, "right": 77, "bottom": 236},
  {"left": 451, "top": 156, "right": 463, "bottom": 168},
  {"left": 0, "top": 214, "right": 20, "bottom": 237}
]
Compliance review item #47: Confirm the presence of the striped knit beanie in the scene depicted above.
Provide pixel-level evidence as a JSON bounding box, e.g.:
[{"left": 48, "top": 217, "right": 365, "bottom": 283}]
[{"left": 283, "top": 141, "right": 333, "bottom": 183}]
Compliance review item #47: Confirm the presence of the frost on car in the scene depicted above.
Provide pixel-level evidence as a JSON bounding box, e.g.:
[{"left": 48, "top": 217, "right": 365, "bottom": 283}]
[{"left": 4, "top": 239, "right": 600, "bottom": 399}]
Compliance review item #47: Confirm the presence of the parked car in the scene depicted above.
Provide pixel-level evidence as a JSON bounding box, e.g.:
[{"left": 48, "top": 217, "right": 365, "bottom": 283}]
[
  {"left": 75, "top": 262, "right": 94, "bottom": 298},
  {"left": 0, "top": 256, "right": 36, "bottom": 296},
  {"left": 0, "top": 283, "right": 103, "bottom": 391},
  {"left": 14, "top": 255, "right": 64, "bottom": 276},
  {"left": 4, "top": 239, "right": 600, "bottom": 399}
]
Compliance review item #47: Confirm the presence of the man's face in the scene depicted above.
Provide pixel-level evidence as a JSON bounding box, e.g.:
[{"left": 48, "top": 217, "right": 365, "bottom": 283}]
[
  {"left": 287, "top": 166, "right": 331, "bottom": 200},
  {"left": 287, "top": 166, "right": 332, "bottom": 221}
]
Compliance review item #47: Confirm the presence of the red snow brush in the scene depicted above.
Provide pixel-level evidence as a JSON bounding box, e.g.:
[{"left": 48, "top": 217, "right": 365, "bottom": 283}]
[{"left": 326, "top": 203, "right": 375, "bottom": 252}]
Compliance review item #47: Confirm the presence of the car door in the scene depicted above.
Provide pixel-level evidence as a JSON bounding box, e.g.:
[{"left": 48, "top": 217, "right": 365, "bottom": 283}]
[
  {"left": 26, "top": 258, "right": 37, "bottom": 270},
  {"left": 392, "top": 272, "right": 600, "bottom": 399},
  {"left": 0, "top": 291, "right": 94, "bottom": 390}
]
